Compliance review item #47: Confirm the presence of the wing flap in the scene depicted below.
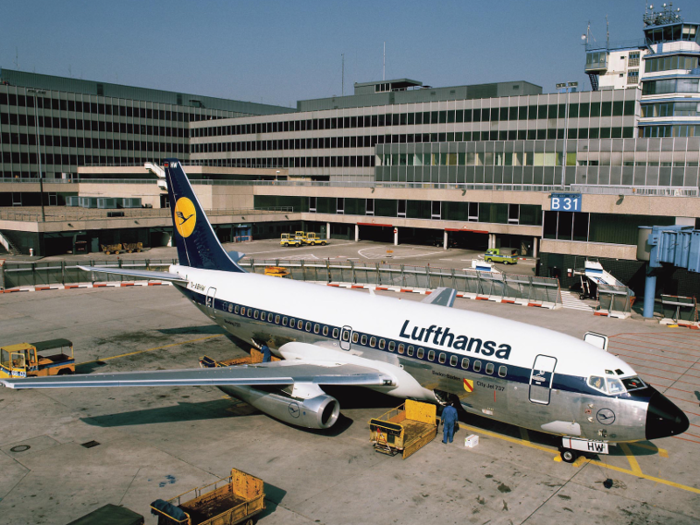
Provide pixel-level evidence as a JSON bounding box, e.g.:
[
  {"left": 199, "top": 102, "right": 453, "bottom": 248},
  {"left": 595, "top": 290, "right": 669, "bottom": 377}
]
[
  {"left": 78, "top": 266, "right": 188, "bottom": 285},
  {"left": 0, "top": 362, "right": 392, "bottom": 390}
]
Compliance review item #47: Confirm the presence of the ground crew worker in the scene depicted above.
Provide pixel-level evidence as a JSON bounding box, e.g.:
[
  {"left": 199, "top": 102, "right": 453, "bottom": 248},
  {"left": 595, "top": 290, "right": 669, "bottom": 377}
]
[
  {"left": 441, "top": 402, "right": 459, "bottom": 444},
  {"left": 261, "top": 343, "right": 271, "bottom": 363}
]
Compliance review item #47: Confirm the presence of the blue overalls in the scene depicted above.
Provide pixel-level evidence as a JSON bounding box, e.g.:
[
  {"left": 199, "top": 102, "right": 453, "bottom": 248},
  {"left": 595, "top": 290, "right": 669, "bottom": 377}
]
[{"left": 441, "top": 405, "right": 458, "bottom": 443}]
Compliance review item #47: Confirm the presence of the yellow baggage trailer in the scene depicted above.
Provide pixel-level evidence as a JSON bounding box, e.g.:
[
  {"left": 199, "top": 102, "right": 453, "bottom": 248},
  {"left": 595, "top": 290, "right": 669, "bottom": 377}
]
[
  {"left": 369, "top": 400, "right": 438, "bottom": 459},
  {"left": 151, "top": 468, "right": 265, "bottom": 525}
]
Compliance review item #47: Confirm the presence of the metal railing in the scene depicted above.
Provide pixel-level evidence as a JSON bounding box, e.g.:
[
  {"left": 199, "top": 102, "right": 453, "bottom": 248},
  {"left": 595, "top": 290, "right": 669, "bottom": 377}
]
[
  {"left": 1, "top": 258, "right": 562, "bottom": 307},
  {"left": 0, "top": 206, "right": 293, "bottom": 223}
]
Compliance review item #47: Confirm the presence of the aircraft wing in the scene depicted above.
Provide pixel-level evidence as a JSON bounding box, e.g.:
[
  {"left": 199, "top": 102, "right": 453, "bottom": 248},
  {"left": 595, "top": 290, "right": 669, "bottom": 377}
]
[
  {"left": 0, "top": 361, "right": 393, "bottom": 390},
  {"left": 421, "top": 287, "right": 457, "bottom": 307},
  {"left": 78, "top": 266, "right": 188, "bottom": 285}
]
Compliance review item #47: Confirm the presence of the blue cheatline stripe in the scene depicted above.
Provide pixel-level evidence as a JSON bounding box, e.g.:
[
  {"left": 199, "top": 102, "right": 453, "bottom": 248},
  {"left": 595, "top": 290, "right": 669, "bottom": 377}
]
[{"left": 183, "top": 288, "right": 624, "bottom": 400}]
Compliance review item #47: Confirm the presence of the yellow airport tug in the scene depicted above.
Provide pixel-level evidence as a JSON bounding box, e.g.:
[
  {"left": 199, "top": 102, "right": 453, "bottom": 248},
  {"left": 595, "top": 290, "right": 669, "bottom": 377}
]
[{"left": 0, "top": 338, "right": 75, "bottom": 379}]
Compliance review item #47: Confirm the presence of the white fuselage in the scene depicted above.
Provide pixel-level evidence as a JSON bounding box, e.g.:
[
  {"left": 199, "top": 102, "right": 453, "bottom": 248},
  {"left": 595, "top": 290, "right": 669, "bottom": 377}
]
[{"left": 174, "top": 264, "right": 651, "bottom": 443}]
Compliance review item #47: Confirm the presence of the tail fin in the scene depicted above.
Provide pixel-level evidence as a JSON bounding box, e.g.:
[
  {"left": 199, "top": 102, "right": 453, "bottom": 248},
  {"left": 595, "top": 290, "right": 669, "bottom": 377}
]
[{"left": 164, "top": 159, "right": 244, "bottom": 272}]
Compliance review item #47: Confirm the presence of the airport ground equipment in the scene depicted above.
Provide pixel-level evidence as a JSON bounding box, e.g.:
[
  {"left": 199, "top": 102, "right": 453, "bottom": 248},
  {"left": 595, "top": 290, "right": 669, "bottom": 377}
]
[
  {"left": 122, "top": 242, "right": 143, "bottom": 253},
  {"left": 66, "top": 503, "right": 144, "bottom": 525},
  {"left": 637, "top": 225, "right": 700, "bottom": 318},
  {"left": 369, "top": 400, "right": 438, "bottom": 459},
  {"left": 303, "top": 232, "right": 327, "bottom": 246},
  {"left": 101, "top": 243, "right": 123, "bottom": 255},
  {"left": 0, "top": 338, "right": 74, "bottom": 379},
  {"left": 263, "top": 266, "right": 290, "bottom": 278},
  {"left": 150, "top": 468, "right": 265, "bottom": 525},
  {"left": 279, "top": 233, "right": 301, "bottom": 247},
  {"left": 483, "top": 248, "right": 518, "bottom": 265}
]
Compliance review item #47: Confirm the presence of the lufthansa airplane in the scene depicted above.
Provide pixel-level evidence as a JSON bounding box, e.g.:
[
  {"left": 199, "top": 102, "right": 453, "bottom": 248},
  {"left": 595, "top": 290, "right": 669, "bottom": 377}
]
[{"left": 0, "top": 159, "right": 689, "bottom": 463}]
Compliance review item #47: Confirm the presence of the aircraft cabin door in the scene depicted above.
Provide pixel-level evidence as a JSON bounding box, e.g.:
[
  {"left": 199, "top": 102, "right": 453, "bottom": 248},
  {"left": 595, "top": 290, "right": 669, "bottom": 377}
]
[
  {"left": 529, "top": 354, "right": 557, "bottom": 405},
  {"left": 339, "top": 326, "right": 352, "bottom": 350},
  {"left": 205, "top": 287, "right": 217, "bottom": 319}
]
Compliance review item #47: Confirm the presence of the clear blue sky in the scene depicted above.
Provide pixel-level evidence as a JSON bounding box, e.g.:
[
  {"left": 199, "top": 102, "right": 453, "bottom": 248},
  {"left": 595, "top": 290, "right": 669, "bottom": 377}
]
[{"left": 2, "top": 0, "right": 699, "bottom": 108}]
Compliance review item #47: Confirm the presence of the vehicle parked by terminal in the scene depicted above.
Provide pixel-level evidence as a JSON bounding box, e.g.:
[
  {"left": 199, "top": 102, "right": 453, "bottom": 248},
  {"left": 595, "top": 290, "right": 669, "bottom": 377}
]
[
  {"left": 484, "top": 248, "right": 518, "bottom": 265},
  {"left": 303, "top": 232, "right": 327, "bottom": 246},
  {"left": 280, "top": 233, "right": 301, "bottom": 247}
]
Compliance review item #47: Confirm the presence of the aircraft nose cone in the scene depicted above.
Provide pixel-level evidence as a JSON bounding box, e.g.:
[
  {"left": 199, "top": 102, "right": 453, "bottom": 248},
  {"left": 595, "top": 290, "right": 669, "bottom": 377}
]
[{"left": 645, "top": 390, "right": 689, "bottom": 440}]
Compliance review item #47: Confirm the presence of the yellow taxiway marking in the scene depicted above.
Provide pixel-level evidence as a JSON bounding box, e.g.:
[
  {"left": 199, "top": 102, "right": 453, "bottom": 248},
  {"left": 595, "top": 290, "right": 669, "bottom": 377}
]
[
  {"left": 461, "top": 423, "right": 700, "bottom": 494},
  {"left": 629, "top": 441, "right": 669, "bottom": 458},
  {"left": 78, "top": 334, "right": 224, "bottom": 365},
  {"left": 620, "top": 443, "right": 643, "bottom": 476}
]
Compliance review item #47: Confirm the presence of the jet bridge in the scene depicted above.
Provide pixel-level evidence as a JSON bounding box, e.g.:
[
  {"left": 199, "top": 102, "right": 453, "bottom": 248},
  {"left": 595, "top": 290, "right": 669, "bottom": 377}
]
[{"left": 637, "top": 226, "right": 700, "bottom": 318}]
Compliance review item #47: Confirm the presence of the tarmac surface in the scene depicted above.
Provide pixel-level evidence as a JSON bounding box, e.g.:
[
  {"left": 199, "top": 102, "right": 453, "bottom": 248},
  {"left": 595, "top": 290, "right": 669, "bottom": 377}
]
[{"left": 1, "top": 240, "right": 699, "bottom": 524}]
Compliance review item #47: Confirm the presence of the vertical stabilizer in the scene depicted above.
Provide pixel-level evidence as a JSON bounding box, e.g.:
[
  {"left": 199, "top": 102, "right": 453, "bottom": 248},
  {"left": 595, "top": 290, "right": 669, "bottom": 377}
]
[{"left": 164, "top": 159, "right": 244, "bottom": 272}]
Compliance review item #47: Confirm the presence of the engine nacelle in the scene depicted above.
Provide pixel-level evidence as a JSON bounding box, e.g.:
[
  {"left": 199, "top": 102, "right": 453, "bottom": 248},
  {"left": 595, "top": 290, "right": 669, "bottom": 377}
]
[{"left": 218, "top": 384, "right": 340, "bottom": 430}]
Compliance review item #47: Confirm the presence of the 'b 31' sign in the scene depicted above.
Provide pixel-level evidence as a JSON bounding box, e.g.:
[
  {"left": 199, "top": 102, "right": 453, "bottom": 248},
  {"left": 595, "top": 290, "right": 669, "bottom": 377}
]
[{"left": 550, "top": 193, "right": 582, "bottom": 212}]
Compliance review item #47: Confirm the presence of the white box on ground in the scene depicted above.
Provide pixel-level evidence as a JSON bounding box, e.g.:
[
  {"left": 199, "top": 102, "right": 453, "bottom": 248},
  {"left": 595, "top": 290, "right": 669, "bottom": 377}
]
[{"left": 464, "top": 434, "right": 479, "bottom": 448}]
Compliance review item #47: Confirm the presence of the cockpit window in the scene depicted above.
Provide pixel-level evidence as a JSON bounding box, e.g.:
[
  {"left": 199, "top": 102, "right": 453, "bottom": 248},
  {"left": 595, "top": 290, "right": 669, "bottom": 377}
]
[
  {"left": 607, "top": 378, "right": 625, "bottom": 395},
  {"left": 621, "top": 376, "right": 646, "bottom": 391},
  {"left": 588, "top": 375, "right": 606, "bottom": 392}
]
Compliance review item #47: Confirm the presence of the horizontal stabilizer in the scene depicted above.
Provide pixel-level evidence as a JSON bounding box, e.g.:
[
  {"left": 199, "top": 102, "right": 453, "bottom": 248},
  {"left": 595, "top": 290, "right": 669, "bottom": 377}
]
[
  {"left": 78, "top": 266, "right": 188, "bottom": 285},
  {"left": 227, "top": 251, "right": 245, "bottom": 264},
  {"left": 0, "top": 361, "right": 392, "bottom": 389},
  {"left": 421, "top": 287, "right": 457, "bottom": 307}
]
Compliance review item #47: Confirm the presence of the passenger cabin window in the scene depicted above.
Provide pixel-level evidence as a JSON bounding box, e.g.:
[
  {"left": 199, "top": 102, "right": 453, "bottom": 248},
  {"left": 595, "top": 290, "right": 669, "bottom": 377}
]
[
  {"left": 268, "top": 313, "right": 274, "bottom": 322},
  {"left": 234, "top": 305, "right": 240, "bottom": 314},
  {"left": 461, "top": 358, "right": 470, "bottom": 369},
  {"left": 498, "top": 365, "right": 507, "bottom": 378},
  {"left": 428, "top": 350, "right": 435, "bottom": 361},
  {"left": 352, "top": 332, "right": 359, "bottom": 343},
  {"left": 407, "top": 346, "right": 414, "bottom": 357},
  {"left": 305, "top": 321, "right": 312, "bottom": 332},
  {"left": 398, "top": 344, "right": 405, "bottom": 354},
  {"left": 438, "top": 353, "right": 446, "bottom": 364},
  {"left": 342, "top": 330, "right": 350, "bottom": 342},
  {"left": 473, "top": 360, "right": 482, "bottom": 373},
  {"left": 450, "top": 355, "right": 458, "bottom": 367},
  {"left": 241, "top": 307, "right": 246, "bottom": 316},
  {"left": 253, "top": 310, "right": 259, "bottom": 319},
  {"left": 361, "top": 334, "right": 368, "bottom": 345},
  {"left": 314, "top": 324, "right": 320, "bottom": 334},
  {"left": 485, "top": 363, "right": 494, "bottom": 375},
  {"left": 417, "top": 348, "right": 424, "bottom": 359},
  {"left": 379, "top": 339, "right": 385, "bottom": 350},
  {"left": 275, "top": 315, "right": 280, "bottom": 324},
  {"left": 322, "top": 326, "right": 329, "bottom": 336},
  {"left": 282, "top": 317, "right": 288, "bottom": 326},
  {"left": 370, "top": 337, "right": 377, "bottom": 348},
  {"left": 228, "top": 304, "right": 233, "bottom": 313},
  {"left": 289, "top": 317, "right": 295, "bottom": 326},
  {"left": 333, "top": 328, "right": 340, "bottom": 338},
  {"left": 297, "top": 320, "right": 303, "bottom": 329},
  {"left": 388, "top": 341, "right": 395, "bottom": 352},
  {"left": 248, "top": 309, "right": 253, "bottom": 318}
]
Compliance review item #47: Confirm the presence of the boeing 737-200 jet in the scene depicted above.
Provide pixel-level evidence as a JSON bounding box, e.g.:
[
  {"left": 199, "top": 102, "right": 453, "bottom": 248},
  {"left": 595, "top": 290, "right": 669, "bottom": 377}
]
[{"left": 0, "top": 159, "right": 688, "bottom": 463}]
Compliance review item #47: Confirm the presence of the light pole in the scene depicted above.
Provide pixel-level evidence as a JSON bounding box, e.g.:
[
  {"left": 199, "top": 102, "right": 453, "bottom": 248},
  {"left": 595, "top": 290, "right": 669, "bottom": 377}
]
[
  {"left": 28, "top": 88, "right": 46, "bottom": 221},
  {"left": 555, "top": 82, "right": 578, "bottom": 188}
]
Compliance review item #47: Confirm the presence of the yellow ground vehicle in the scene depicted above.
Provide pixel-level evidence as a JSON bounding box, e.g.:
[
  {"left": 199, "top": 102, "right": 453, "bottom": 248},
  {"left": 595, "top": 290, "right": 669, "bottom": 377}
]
[
  {"left": 101, "top": 243, "right": 123, "bottom": 255},
  {"left": 0, "top": 338, "right": 75, "bottom": 379},
  {"left": 264, "top": 266, "right": 290, "bottom": 278},
  {"left": 303, "top": 232, "right": 327, "bottom": 246},
  {"left": 150, "top": 468, "right": 265, "bottom": 525},
  {"left": 280, "top": 233, "right": 301, "bottom": 247},
  {"left": 369, "top": 400, "right": 438, "bottom": 459}
]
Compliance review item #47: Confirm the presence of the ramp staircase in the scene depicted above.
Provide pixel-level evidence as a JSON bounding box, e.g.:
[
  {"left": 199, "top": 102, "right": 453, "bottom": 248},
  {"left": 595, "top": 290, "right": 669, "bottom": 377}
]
[{"left": 0, "top": 231, "right": 21, "bottom": 255}]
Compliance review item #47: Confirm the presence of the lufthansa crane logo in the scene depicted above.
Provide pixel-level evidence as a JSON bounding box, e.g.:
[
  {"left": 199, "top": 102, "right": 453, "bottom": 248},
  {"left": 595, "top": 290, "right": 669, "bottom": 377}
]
[{"left": 174, "top": 197, "right": 196, "bottom": 238}]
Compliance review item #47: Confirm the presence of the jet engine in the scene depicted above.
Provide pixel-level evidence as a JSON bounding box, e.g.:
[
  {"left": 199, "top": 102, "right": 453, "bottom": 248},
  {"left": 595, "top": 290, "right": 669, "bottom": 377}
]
[{"left": 218, "top": 384, "right": 340, "bottom": 430}]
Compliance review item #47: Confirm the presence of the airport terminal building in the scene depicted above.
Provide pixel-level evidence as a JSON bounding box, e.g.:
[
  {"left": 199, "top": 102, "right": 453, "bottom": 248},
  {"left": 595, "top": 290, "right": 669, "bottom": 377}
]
[{"left": 1, "top": 5, "right": 699, "bottom": 296}]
